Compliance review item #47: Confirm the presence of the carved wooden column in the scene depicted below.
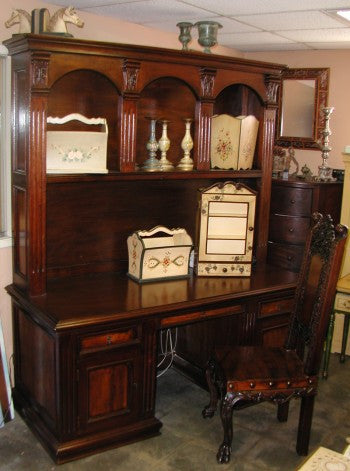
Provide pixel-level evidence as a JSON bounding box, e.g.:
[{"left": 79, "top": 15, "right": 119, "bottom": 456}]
[
  {"left": 196, "top": 68, "right": 216, "bottom": 170},
  {"left": 119, "top": 60, "right": 140, "bottom": 172},
  {"left": 13, "top": 52, "right": 50, "bottom": 295},
  {"left": 256, "top": 74, "right": 280, "bottom": 263}
]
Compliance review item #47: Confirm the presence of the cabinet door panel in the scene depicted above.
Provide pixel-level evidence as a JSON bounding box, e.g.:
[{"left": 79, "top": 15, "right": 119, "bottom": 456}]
[{"left": 77, "top": 346, "right": 142, "bottom": 434}]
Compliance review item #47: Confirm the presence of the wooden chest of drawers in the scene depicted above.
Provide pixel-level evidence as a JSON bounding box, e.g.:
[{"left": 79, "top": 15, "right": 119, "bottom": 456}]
[{"left": 268, "top": 178, "right": 343, "bottom": 272}]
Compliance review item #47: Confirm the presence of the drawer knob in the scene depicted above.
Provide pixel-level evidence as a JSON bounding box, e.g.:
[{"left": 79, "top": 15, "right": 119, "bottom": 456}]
[
  {"left": 287, "top": 256, "right": 293, "bottom": 261},
  {"left": 288, "top": 227, "right": 294, "bottom": 233},
  {"left": 290, "top": 199, "right": 295, "bottom": 204},
  {"left": 106, "top": 335, "right": 112, "bottom": 345}
]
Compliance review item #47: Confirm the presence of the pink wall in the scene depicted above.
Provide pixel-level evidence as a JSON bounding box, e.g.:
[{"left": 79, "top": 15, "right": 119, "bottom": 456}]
[
  {"left": 1, "top": 0, "right": 240, "bottom": 55},
  {"left": 245, "top": 49, "right": 350, "bottom": 174}
]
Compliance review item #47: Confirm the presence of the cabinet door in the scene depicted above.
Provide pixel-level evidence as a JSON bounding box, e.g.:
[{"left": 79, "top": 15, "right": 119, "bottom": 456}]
[{"left": 77, "top": 344, "right": 142, "bottom": 434}]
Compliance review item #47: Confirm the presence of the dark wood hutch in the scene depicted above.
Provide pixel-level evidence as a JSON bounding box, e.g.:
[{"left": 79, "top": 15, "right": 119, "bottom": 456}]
[{"left": 4, "top": 34, "right": 298, "bottom": 463}]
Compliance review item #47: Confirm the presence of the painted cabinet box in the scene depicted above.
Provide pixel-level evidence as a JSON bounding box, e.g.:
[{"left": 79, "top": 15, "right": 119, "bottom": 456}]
[{"left": 196, "top": 182, "right": 257, "bottom": 277}]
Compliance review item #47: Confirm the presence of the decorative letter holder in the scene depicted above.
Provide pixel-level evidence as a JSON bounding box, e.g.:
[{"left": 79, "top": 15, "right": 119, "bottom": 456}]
[
  {"left": 196, "top": 181, "right": 256, "bottom": 277},
  {"left": 46, "top": 113, "right": 108, "bottom": 174},
  {"left": 127, "top": 226, "right": 193, "bottom": 283}
]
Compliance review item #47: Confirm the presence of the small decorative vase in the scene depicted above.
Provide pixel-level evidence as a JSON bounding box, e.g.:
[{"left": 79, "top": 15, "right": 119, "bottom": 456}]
[
  {"left": 142, "top": 118, "right": 161, "bottom": 172},
  {"left": 177, "top": 119, "right": 194, "bottom": 171},
  {"left": 158, "top": 120, "right": 173, "bottom": 171},
  {"left": 195, "top": 21, "right": 222, "bottom": 53},
  {"left": 176, "top": 22, "right": 193, "bottom": 51}
]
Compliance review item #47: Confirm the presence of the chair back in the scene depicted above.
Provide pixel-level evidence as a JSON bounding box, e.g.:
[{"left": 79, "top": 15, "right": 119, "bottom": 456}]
[{"left": 285, "top": 212, "right": 348, "bottom": 376}]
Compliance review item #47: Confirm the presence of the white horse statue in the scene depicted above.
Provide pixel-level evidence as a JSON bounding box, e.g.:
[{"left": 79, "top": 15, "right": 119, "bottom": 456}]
[
  {"left": 5, "top": 9, "right": 31, "bottom": 34},
  {"left": 48, "top": 6, "right": 84, "bottom": 35}
]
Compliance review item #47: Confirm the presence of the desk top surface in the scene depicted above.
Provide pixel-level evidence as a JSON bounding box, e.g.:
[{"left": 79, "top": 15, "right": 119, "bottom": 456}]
[{"left": 7, "top": 264, "right": 298, "bottom": 331}]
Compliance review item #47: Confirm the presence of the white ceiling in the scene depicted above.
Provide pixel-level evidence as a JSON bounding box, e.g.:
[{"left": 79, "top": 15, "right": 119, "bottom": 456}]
[{"left": 45, "top": 0, "right": 350, "bottom": 51}]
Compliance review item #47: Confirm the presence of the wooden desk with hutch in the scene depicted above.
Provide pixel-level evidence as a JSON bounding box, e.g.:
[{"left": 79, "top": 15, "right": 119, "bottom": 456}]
[{"left": 4, "top": 35, "right": 298, "bottom": 463}]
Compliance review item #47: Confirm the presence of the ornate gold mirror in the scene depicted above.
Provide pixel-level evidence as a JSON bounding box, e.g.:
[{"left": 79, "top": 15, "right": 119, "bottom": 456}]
[{"left": 276, "top": 68, "right": 329, "bottom": 150}]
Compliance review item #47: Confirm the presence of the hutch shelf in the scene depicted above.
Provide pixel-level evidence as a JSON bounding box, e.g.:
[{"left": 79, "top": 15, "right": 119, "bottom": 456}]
[{"left": 4, "top": 34, "right": 298, "bottom": 463}]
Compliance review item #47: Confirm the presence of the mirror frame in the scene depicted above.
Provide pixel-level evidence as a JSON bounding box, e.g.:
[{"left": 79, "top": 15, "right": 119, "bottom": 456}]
[{"left": 276, "top": 67, "right": 330, "bottom": 150}]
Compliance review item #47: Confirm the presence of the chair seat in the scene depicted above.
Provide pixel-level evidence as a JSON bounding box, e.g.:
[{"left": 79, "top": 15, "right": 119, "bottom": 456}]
[{"left": 213, "top": 346, "right": 316, "bottom": 392}]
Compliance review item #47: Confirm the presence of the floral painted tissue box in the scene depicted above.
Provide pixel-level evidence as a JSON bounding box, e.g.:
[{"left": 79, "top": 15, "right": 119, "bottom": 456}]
[
  {"left": 127, "top": 226, "right": 193, "bottom": 283},
  {"left": 46, "top": 113, "right": 108, "bottom": 174}
]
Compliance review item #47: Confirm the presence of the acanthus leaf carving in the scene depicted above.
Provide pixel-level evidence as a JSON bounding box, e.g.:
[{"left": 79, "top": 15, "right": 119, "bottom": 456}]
[
  {"left": 200, "top": 68, "right": 216, "bottom": 99},
  {"left": 122, "top": 60, "right": 140, "bottom": 93}
]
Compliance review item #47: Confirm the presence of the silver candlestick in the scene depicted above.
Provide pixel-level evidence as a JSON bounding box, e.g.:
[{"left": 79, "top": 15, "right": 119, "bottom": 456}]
[
  {"left": 142, "top": 117, "right": 161, "bottom": 172},
  {"left": 317, "top": 106, "right": 334, "bottom": 181}
]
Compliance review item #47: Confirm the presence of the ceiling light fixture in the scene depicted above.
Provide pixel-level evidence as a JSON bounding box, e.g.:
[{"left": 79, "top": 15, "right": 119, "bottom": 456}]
[{"left": 336, "top": 10, "right": 350, "bottom": 21}]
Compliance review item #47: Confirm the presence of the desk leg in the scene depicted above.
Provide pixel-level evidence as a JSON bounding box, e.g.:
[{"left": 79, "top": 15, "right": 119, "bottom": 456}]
[
  {"left": 322, "top": 310, "right": 335, "bottom": 379},
  {"left": 340, "top": 314, "right": 350, "bottom": 363}
]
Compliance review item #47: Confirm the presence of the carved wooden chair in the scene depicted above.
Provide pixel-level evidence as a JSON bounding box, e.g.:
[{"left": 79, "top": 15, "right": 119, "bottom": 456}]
[{"left": 202, "top": 213, "right": 348, "bottom": 464}]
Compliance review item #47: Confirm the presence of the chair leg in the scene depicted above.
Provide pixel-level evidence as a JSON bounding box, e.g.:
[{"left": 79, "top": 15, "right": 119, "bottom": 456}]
[
  {"left": 296, "top": 395, "right": 315, "bottom": 456},
  {"left": 202, "top": 358, "right": 219, "bottom": 418},
  {"left": 217, "top": 395, "right": 234, "bottom": 464},
  {"left": 277, "top": 401, "right": 289, "bottom": 422}
]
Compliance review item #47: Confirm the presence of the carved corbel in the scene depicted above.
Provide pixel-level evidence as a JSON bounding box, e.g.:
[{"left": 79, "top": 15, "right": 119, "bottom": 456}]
[
  {"left": 31, "top": 52, "right": 50, "bottom": 89},
  {"left": 122, "top": 59, "right": 140, "bottom": 96},
  {"left": 264, "top": 74, "right": 281, "bottom": 107},
  {"left": 199, "top": 68, "right": 216, "bottom": 100}
]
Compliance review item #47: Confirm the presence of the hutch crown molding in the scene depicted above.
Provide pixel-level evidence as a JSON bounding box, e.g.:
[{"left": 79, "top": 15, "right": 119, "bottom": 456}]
[{"left": 4, "top": 34, "right": 298, "bottom": 463}]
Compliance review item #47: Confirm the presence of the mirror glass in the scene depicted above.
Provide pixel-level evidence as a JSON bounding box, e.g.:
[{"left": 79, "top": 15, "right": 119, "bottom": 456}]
[
  {"left": 281, "top": 79, "right": 315, "bottom": 138},
  {"left": 276, "top": 68, "right": 329, "bottom": 150}
]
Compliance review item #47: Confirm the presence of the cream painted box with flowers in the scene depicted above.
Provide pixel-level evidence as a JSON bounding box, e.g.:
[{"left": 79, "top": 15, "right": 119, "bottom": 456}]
[
  {"left": 210, "top": 114, "right": 259, "bottom": 170},
  {"left": 46, "top": 113, "right": 108, "bottom": 174},
  {"left": 127, "top": 226, "right": 193, "bottom": 283}
]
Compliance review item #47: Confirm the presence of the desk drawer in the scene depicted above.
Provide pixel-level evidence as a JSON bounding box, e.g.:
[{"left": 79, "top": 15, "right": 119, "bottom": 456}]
[
  {"left": 270, "top": 186, "right": 312, "bottom": 216},
  {"left": 161, "top": 304, "right": 244, "bottom": 328},
  {"left": 259, "top": 298, "right": 294, "bottom": 318},
  {"left": 269, "top": 215, "right": 310, "bottom": 244},
  {"left": 335, "top": 292, "right": 350, "bottom": 312},
  {"left": 79, "top": 326, "right": 141, "bottom": 354}
]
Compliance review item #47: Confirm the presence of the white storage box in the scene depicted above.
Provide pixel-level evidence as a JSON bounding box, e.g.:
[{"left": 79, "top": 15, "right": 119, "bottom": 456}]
[
  {"left": 46, "top": 113, "right": 108, "bottom": 174},
  {"left": 127, "top": 226, "right": 193, "bottom": 283}
]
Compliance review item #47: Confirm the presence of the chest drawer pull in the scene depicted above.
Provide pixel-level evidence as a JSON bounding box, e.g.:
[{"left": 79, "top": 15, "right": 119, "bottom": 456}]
[
  {"left": 288, "top": 227, "right": 294, "bottom": 233},
  {"left": 287, "top": 255, "right": 293, "bottom": 261},
  {"left": 290, "top": 199, "right": 295, "bottom": 204}
]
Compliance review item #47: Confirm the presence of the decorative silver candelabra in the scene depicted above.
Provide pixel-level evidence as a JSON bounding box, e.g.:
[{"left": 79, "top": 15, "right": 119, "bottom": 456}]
[{"left": 317, "top": 106, "right": 334, "bottom": 181}]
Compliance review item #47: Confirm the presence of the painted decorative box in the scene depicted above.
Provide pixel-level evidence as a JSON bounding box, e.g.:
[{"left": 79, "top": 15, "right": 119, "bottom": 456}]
[
  {"left": 210, "top": 114, "right": 259, "bottom": 170},
  {"left": 46, "top": 113, "right": 108, "bottom": 174},
  {"left": 127, "top": 226, "right": 193, "bottom": 283}
]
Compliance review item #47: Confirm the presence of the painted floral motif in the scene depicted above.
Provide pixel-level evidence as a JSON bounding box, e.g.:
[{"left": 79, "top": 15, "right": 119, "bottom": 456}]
[
  {"left": 51, "top": 145, "right": 100, "bottom": 163},
  {"left": 145, "top": 251, "right": 185, "bottom": 273},
  {"left": 215, "top": 128, "right": 233, "bottom": 162}
]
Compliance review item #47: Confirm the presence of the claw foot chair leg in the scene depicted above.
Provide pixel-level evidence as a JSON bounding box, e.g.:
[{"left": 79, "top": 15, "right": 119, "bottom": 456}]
[{"left": 217, "top": 395, "right": 234, "bottom": 464}]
